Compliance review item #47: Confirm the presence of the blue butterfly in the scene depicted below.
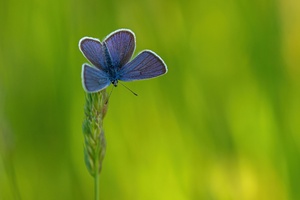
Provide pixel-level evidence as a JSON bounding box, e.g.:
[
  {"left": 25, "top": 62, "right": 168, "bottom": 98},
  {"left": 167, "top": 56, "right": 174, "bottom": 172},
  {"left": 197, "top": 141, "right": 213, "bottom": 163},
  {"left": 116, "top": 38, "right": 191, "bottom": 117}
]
[{"left": 79, "top": 29, "right": 168, "bottom": 93}]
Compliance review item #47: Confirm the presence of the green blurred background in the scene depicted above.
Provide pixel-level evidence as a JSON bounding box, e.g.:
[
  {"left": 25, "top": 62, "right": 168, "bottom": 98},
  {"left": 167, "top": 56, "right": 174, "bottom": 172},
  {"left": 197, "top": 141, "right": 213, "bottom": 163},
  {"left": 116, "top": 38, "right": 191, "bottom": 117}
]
[{"left": 0, "top": 0, "right": 300, "bottom": 199}]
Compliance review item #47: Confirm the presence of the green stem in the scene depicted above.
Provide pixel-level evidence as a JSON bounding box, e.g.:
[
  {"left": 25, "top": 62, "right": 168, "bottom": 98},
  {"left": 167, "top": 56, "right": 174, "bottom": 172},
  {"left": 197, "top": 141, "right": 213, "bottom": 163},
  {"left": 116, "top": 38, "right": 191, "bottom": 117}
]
[
  {"left": 82, "top": 91, "right": 108, "bottom": 200},
  {"left": 94, "top": 140, "right": 100, "bottom": 200},
  {"left": 94, "top": 164, "right": 99, "bottom": 200}
]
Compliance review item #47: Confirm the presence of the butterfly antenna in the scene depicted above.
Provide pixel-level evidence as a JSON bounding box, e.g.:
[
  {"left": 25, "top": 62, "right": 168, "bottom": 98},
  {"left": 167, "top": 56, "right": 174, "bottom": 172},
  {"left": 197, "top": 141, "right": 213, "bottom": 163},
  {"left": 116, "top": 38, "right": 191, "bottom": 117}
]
[
  {"left": 119, "top": 82, "right": 138, "bottom": 96},
  {"left": 106, "top": 87, "right": 114, "bottom": 104}
]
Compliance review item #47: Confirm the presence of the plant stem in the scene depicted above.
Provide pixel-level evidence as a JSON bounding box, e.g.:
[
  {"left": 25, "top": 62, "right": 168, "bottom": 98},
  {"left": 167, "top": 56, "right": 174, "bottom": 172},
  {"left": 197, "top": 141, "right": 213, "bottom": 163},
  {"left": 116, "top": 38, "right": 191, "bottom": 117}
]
[
  {"left": 94, "top": 164, "right": 99, "bottom": 200},
  {"left": 94, "top": 137, "right": 100, "bottom": 200},
  {"left": 82, "top": 91, "right": 108, "bottom": 200}
]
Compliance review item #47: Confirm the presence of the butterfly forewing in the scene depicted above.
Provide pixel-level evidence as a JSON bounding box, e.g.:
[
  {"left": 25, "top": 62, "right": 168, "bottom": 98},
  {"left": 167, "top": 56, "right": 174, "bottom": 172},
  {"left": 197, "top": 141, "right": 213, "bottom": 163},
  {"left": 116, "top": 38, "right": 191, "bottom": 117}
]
[
  {"left": 79, "top": 38, "right": 106, "bottom": 70},
  {"left": 82, "top": 64, "right": 111, "bottom": 92},
  {"left": 119, "top": 50, "right": 168, "bottom": 81},
  {"left": 104, "top": 29, "right": 136, "bottom": 68}
]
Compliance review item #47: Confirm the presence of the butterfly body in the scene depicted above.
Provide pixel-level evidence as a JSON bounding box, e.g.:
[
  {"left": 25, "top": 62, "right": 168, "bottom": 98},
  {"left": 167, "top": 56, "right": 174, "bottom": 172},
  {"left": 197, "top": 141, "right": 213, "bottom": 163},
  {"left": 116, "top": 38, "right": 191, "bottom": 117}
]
[
  {"left": 79, "top": 29, "right": 168, "bottom": 93},
  {"left": 102, "top": 42, "right": 119, "bottom": 87}
]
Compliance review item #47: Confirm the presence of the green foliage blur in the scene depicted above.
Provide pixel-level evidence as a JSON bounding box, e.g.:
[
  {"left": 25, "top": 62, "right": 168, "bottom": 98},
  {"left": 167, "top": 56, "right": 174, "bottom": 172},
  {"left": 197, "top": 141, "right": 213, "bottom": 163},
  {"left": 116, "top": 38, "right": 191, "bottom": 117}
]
[{"left": 1, "top": 0, "right": 300, "bottom": 199}]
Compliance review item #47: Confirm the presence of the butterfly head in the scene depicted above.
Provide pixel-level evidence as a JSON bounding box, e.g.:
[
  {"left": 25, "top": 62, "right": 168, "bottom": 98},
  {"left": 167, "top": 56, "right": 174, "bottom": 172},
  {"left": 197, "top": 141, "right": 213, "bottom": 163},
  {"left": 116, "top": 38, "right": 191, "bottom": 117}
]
[{"left": 112, "top": 80, "right": 118, "bottom": 87}]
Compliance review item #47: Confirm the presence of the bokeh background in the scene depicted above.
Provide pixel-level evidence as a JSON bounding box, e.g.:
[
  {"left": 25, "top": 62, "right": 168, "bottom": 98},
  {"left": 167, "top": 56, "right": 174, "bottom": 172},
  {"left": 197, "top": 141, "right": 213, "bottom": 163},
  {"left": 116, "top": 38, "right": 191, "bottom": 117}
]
[{"left": 0, "top": 0, "right": 300, "bottom": 199}]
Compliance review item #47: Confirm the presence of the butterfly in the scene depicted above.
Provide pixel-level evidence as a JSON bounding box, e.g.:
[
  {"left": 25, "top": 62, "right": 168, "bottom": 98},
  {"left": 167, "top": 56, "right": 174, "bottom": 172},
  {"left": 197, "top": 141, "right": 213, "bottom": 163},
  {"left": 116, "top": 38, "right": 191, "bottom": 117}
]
[{"left": 79, "top": 29, "right": 168, "bottom": 93}]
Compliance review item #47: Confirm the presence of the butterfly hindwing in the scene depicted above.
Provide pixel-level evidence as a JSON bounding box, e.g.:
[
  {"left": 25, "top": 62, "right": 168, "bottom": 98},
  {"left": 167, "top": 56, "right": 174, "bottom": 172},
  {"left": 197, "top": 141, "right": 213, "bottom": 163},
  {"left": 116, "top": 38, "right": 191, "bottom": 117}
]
[
  {"left": 81, "top": 64, "right": 111, "bottom": 93},
  {"left": 119, "top": 50, "right": 168, "bottom": 81}
]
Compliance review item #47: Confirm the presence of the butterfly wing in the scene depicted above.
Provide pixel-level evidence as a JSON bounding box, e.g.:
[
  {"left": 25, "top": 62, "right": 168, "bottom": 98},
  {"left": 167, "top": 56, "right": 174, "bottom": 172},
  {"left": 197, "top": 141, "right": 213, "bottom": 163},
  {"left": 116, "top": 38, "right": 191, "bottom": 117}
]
[
  {"left": 79, "top": 37, "right": 107, "bottom": 70},
  {"left": 104, "top": 29, "right": 136, "bottom": 68},
  {"left": 119, "top": 50, "right": 168, "bottom": 81},
  {"left": 81, "top": 64, "right": 111, "bottom": 93}
]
